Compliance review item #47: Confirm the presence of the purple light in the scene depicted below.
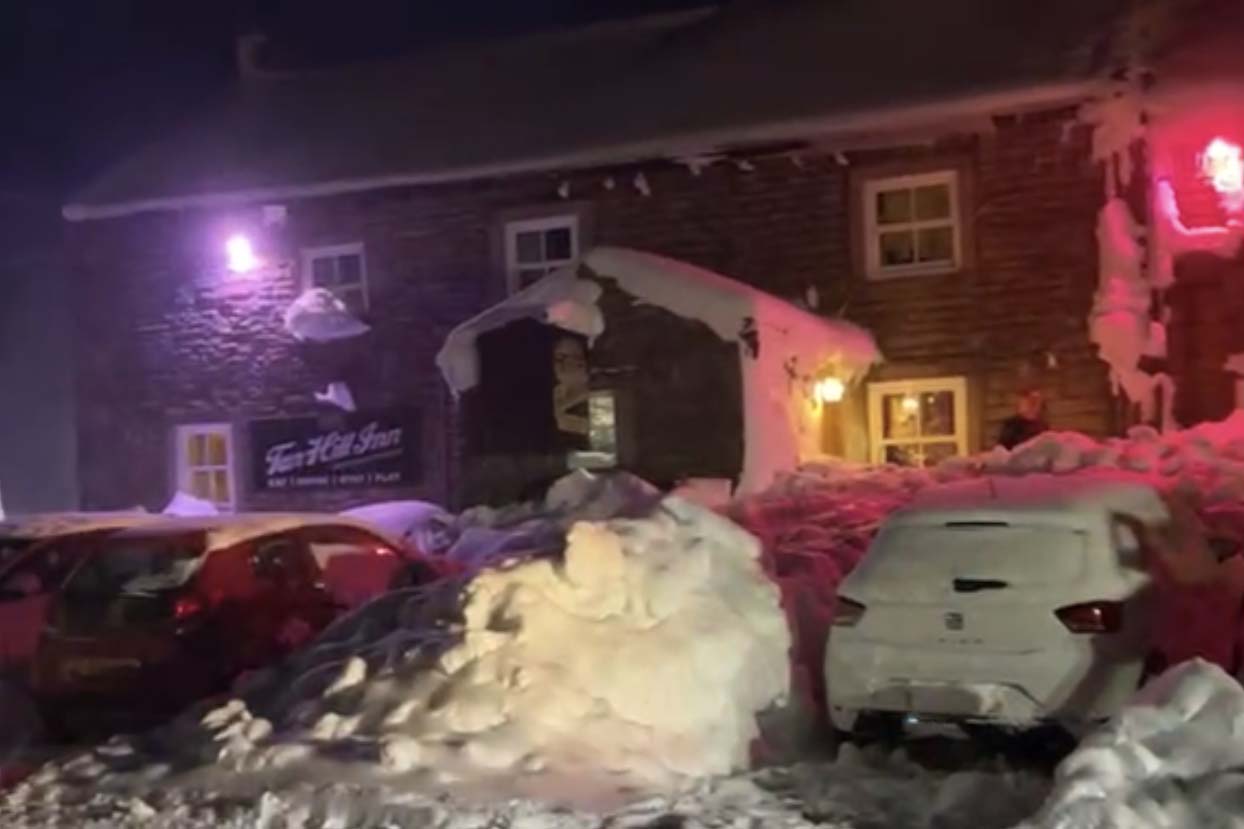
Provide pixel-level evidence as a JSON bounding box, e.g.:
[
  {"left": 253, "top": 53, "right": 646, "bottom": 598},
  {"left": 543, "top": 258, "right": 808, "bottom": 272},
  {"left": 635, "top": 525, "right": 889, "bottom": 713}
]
[{"left": 226, "top": 234, "right": 260, "bottom": 274}]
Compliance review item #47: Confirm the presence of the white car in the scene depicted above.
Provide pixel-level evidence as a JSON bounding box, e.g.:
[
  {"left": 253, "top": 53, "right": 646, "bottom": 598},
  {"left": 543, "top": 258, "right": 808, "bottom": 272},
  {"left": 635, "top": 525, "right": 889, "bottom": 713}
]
[{"left": 826, "top": 473, "right": 1168, "bottom": 738}]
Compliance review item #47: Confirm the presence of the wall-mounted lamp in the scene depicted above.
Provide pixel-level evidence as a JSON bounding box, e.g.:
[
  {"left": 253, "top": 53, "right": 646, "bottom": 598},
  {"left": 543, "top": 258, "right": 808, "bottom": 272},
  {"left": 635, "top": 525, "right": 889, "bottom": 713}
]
[
  {"left": 814, "top": 377, "right": 846, "bottom": 404},
  {"left": 1201, "top": 137, "right": 1244, "bottom": 211},
  {"left": 900, "top": 394, "right": 920, "bottom": 414},
  {"left": 225, "top": 234, "right": 260, "bottom": 274}
]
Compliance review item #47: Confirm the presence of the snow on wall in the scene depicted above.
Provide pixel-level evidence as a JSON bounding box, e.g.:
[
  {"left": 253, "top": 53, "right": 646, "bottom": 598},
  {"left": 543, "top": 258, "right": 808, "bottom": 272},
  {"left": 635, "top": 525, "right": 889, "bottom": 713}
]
[{"left": 436, "top": 248, "right": 881, "bottom": 493}]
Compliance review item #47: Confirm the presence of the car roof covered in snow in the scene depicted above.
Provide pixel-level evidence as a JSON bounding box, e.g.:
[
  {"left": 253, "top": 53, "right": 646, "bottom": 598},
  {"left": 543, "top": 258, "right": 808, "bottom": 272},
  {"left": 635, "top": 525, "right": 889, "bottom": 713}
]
[
  {"left": 0, "top": 511, "right": 156, "bottom": 539},
  {"left": 106, "top": 513, "right": 403, "bottom": 553},
  {"left": 889, "top": 473, "right": 1169, "bottom": 530},
  {"left": 64, "top": 0, "right": 1138, "bottom": 219}
]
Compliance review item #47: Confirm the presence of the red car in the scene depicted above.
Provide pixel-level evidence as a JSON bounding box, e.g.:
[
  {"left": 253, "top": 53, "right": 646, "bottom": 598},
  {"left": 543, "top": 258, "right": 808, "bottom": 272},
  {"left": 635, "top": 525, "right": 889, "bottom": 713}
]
[{"left": 0, "top": 514, "right": 443, "bottom": 736}]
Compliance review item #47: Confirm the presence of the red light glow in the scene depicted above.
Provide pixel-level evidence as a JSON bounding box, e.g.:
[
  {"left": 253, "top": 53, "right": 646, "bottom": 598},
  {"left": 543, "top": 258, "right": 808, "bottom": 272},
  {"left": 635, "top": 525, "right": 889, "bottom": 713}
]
[{"left": 1201, "top": 137, "right": 1244, "bottom": 201}]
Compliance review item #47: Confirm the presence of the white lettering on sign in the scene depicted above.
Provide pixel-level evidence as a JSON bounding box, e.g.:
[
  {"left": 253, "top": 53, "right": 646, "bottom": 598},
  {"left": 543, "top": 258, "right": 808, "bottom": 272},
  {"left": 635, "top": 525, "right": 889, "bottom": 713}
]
[{"left": 264, "top": 421, "right": 404, "bottom": 478}]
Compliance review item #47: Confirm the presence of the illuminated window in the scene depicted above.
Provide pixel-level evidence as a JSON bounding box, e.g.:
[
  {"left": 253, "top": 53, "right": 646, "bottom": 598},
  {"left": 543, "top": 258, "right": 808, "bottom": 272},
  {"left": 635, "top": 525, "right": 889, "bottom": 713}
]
[
  {"left": 302, "top": 243, "right": 368, "bottom": 314},
  {"left": 175, "top": 423, "right": 236, "bottom": 511},
  {"left": 504, "top": 215, "right": 578, "bottom": 293},
  {"left": 867, "top": 377, "right": 967, "bottom": 466},
  {"left": 569, "top": 390, "right": 618, "bottom": 470},
  {"left": 863, "top": 171, "right": 961, "bottom": 279}
]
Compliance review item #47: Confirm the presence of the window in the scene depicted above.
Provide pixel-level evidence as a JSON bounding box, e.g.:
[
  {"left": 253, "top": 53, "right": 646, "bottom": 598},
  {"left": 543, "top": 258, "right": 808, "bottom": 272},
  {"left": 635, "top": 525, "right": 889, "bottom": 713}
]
[
  {"left": 863, "top": 171, "right": 961, "bottom": 279},
  {"left": 302, "top": 243, "right": 368, "bottom": 314},
  {"left": 570, "top": 390, "right": 619, "bottom": 470},
  {"left": 504, "top": 215, "right": 578, "bottom": 293},
  {"left": 867, "top": 377, "right": 968, "bottom": 467},
  {"left": 175, "top": 424, "right": 236, "bottom": 511}
]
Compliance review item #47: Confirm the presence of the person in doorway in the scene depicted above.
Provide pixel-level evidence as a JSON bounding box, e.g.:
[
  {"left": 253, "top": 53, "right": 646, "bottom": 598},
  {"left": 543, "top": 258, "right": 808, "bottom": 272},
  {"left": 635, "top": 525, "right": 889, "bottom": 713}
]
[{"left": 997, "top": 388, "right": 1048, "bottom": 450}]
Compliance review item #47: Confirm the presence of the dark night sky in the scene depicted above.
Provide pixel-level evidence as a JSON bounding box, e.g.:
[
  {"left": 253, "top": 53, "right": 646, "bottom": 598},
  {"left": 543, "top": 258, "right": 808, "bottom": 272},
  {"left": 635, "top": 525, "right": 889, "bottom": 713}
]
[{"left": 0, "top": 0, "right": 718, "bottom": 196}]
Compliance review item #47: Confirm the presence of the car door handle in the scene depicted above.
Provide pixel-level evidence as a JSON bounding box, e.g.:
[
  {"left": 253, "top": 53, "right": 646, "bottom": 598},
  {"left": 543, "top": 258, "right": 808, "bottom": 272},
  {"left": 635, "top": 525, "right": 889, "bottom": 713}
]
[{"left": 953, "top": 578, "right": 1009, "bottom": 593}]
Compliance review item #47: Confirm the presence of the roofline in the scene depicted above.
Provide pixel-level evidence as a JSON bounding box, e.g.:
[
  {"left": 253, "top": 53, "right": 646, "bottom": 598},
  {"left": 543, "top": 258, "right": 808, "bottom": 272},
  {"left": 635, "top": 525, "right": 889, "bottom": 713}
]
[{"left": 63, "top": 79, "right": 1099, "bottom": 222}]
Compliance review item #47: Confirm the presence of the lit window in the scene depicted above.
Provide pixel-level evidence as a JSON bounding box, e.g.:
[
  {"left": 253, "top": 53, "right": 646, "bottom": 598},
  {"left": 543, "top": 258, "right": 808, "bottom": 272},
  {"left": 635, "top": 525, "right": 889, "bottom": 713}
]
[
  {"left": 504, "top": 215, "right": 578, "bottom": 293},
  {"left": 867, "top": 377, "right": 967, "bottom": 466},
  {"left": 569, "top": 390, "right": 618, "bottom": 470},
  {"left": 302, "top": 243, "right": 368, "bottom": 314},
  {"left": 863, "top": 171, "right": 961, "bottom": 279},
  {"left": 175, "top": 423, "right": 236, "bottom": 511}
]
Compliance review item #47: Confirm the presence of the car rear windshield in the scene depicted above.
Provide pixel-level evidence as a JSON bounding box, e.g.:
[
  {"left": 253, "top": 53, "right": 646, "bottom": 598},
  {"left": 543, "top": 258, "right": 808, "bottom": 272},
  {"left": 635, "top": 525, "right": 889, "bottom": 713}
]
[
  {"left": 58, "top": 534, "right": 204, "bottom": 630},
  {"left": 858, "top": 523, "right": 1088, "bottom": 591}
]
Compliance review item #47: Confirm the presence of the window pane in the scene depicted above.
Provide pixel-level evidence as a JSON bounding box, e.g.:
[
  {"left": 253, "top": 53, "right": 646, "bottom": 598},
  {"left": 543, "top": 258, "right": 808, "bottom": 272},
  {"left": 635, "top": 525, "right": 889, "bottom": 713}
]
[
  {"left": 213, "top": 470, "right": 230, "bottom": 504},
  {"left": 917, "top": 226, "right": 955, "bottom": 263},
  {"left": 515, "top": 231, "right": 543, "bottom": 264},
  {"left": 882, "top": 394, "right": 920, "bottom": 440},
  {"left": 312, "top": 257, "right": 335, "bottom": 286},
  {"left": 920, "top": 442, "right": 960, "bottom": 466},
  {"left": 188, "top": 435, "right": 206, "bottom": 468},
  {"left": 915, "top": 184, "right": 951, "bottom": 220},
  {"left": 517, "top": 268, "right": 547, "bottom": 289},
  {"left": 875, "top": 189, "right": 912, "bottom": 225},
  {"left": 206, "top": 433, "right": 228, "bottom": 467},
  {"left": 191, "top": 470, "right": 212, "bottom": 499},
  {"left": 337, "top": 254, "right": 361, "bottom": 285},
  {"left": 879, "top": 231, "right": 916, "bottom": 266},
  {"left": 919, "top": 391, "right": 956, "bottom": 437},
  {"left": 545, "top": 226, "right": 573, "bottom": 261},
  {"left": 884, "top": 445, "right": 917, "bottom": 466},
  {"left": 589, "top": 391, "right": 617, "bottom": 456}
]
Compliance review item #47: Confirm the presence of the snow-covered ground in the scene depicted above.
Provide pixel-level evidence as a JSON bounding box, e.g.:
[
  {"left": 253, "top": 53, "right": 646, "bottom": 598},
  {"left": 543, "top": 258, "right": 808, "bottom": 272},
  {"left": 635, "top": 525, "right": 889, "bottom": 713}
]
[{"left": 8, "top": 419, "right": 1244, "bottom": 827}]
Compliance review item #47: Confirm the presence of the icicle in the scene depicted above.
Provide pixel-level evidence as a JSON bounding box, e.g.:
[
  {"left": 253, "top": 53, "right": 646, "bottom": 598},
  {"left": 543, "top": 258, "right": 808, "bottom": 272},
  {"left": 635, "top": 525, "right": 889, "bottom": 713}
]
[
  {"left": 557, "top": 181, "right": 570, "bottom": 200},
  {"left": 603, "top": 177, "right": 616, "bottom": 191},
  {"left": 735, "top": 159, "right": 755, "bottom": 172},
  {"left": 833, "top": 152, "right": 849, "bottom": 166},
  {"left": 805, "top": 285, "right": 820, "bottom": 310},
  {"left": 676, "top": 156, "right": 718, "bottom": 177},
  {"left": 634, "top": 173, "right": 651, "bottom": 197}
]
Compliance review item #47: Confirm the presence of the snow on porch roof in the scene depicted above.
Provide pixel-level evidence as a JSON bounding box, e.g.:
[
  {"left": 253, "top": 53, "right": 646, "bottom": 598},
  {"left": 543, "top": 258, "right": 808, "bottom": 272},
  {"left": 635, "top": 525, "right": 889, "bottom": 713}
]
[{"left": 435, "top": 247, "right": 881, "bottom": 395}]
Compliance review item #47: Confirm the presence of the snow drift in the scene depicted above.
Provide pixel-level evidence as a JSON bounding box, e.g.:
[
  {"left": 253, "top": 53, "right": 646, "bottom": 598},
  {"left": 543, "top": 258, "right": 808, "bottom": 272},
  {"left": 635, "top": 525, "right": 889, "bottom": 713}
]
[
  {"left": 1019, "top": 660, "right": 1244, "bottom": 829},
  {"left": 156, "top": 494, "right": 791, "bottom": 792}
]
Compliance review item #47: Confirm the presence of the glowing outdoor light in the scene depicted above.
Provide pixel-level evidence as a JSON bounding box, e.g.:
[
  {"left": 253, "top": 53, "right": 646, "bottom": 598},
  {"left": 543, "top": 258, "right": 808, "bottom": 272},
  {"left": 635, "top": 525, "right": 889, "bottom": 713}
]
[
  {"left": 1200, "top": 137, "right": 1244, "bottom": 205},
  {"left": 814, "top": 377, "right": 845, "bottom": 404},
  {"left": 225, "top": 234, "right": 260, "bottom": 274},
  {"left": 900, "top": 394, "right": 920, "bottom": 414}
]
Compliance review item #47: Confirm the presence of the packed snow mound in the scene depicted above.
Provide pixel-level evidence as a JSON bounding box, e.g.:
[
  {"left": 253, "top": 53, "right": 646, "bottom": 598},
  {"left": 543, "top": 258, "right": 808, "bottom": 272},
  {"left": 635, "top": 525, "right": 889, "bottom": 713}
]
[
  {"left": 282, "top": 288, "right": 370, "bottom": 342},
  {"left": 127, "top": 494, "right": 790, "bottom": 793},
  {"left": 1018, "top": 660, "right": 1244, "bottom": 829}
]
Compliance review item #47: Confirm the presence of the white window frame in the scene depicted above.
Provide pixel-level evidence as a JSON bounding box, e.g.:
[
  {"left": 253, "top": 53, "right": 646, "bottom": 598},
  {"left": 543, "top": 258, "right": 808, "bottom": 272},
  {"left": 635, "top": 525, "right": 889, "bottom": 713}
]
[
  {"left": 301, "top": 242, "right": 369, "bottom": 311},
  {"left": 174, "top": 423, "right": 237, "bottom": 512},
  {"left": 504, "top": 215, "right": 579, "bottom": 294},
  {"left": 863, "top": 170, "right": 962, "bottom": 280},
  {"left": 867, "top": 376, "right": 968, "bottom": 466}
]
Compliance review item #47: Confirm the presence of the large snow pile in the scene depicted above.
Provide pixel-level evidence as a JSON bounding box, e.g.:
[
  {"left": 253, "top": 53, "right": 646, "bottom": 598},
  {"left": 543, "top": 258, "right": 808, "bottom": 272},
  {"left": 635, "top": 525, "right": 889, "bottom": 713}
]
[
  {"left": 33, "top": 492, "right": 789, "bottom": 805},
  {"left": 1018, "top": 660, "right": 1244, "bottom": 829}
]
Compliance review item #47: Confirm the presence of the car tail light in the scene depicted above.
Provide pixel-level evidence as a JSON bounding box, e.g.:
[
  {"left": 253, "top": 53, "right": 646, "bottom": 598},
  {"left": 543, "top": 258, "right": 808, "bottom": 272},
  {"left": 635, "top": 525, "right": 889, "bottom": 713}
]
[
  {"left": 1055, "top": 601, "right": 1123, "bottom": 634},
  {"left": 832, "top": 597, "right": 867, "bottom": 628},
  {"left": 374, "top": 546, "right": 396, "bottom": 557},
  {"left": 173, "top": 595, "right": 205, "bottom": 621}
]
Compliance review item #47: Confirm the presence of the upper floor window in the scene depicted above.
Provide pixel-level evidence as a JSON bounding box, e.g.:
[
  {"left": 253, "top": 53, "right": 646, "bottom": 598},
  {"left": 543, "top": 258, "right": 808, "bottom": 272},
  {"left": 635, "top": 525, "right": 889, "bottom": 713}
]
[
  {"left": 863, "top": 171, "right": 961, "bottom": 279},
  {"left": 303, "top": 243, "right": 368, "bottom": 314},
  {"left": 504, "top": 215, "right": 578, "bottom": 294},
  {"left": 867, "top": 377, "right": 968, "bottom": 467},
  {"left": 175, "top": 423, "right": 236, "bottom": 511}
]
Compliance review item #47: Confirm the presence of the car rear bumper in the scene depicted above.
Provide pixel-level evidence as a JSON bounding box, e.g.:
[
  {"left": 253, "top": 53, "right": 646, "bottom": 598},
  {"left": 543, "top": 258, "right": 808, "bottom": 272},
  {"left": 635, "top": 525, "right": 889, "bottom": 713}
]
[{"left": 826, "top": 636, "right": 1145, "bottom": 732}]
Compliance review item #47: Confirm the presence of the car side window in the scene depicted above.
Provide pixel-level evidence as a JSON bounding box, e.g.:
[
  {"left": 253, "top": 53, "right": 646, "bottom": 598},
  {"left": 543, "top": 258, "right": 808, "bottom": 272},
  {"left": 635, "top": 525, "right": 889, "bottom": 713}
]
[
  {"left": 1110, "top": 515, "right": 1145, "bottom": 570},
  {"left": 251, "top": 534, "right": 318, "bottom": 589},
  {"left": 0, "top": 539, "right": 91, "bottom": 599},
  {"left": 303, "top": 526, "right": 399, "bottom": 565}
]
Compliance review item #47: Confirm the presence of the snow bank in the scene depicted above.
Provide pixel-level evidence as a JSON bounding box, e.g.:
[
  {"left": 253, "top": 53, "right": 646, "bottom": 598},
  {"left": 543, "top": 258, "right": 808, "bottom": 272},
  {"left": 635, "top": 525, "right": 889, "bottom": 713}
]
[
  {"left": 72, "top": 492, "right": 789, "bottom": 798},
  {"left": 282, "top": 288, "right": 370, "bottom": 343},
  {"left": 1018, "top": 660, "right": 1244, "bottom": 829}
]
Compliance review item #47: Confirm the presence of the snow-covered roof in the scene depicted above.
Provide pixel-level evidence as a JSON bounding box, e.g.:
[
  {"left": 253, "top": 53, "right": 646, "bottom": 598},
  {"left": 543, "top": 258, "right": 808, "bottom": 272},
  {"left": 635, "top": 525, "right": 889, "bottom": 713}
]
[
  {"left": 436, "top": 246, "right": 880, "bottom": 395},
  {"left": 63, "top": 0, "right": 1134, "bottom": 220},
  {"left": 111, "top": 513, "right": 404, "bottom": 553},
  {"left": 894, "top": 472, "right": 1168, "bottom": 529},
  {"left": 0, "top": 511, "right": 154, "bottom": 539}
]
